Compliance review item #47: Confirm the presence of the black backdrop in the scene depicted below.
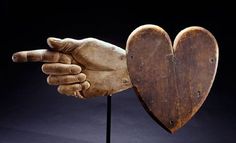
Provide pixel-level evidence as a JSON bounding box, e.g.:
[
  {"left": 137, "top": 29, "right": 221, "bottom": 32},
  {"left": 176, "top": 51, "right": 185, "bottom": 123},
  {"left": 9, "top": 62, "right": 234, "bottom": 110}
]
[{"left": 1, "top": 1, "right": 235, "bottom": 143}]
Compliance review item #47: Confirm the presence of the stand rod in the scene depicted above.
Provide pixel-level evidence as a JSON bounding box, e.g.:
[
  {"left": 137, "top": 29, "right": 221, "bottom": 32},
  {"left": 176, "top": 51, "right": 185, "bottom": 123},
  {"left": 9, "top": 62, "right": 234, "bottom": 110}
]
[{"left": 106, "top": 95, "right": 112, "bottom": 143}]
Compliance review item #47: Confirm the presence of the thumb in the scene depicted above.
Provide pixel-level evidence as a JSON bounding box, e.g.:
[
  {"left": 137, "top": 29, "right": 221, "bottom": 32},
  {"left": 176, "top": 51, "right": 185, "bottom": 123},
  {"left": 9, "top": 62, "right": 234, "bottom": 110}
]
[{"left": 47, "top": 37, "right": 80, "bottom": 53}]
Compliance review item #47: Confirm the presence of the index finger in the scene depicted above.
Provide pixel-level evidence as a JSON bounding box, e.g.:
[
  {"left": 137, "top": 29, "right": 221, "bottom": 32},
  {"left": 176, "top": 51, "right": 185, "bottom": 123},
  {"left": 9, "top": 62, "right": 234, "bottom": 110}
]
[{"left": 12, "top": 49, "right": 72, "bottom": 64}]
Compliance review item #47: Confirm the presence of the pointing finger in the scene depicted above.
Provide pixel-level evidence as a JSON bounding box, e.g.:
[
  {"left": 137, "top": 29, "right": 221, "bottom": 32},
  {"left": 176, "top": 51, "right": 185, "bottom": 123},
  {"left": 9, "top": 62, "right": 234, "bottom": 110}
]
[{"left": 12, "top": 49, "right": 72, "bottom": 64}]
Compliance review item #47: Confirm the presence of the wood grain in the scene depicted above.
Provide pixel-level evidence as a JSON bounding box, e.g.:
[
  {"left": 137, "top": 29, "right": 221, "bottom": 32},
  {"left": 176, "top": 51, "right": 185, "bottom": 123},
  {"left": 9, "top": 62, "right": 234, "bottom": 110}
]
[{"left": 126, "top": 25, "right": 218, "bottom": 133}]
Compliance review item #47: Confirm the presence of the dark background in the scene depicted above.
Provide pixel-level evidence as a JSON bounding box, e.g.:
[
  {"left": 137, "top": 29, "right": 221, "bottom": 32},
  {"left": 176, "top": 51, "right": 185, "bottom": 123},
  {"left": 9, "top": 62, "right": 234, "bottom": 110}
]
[{"left": 1, "top": 1, "right": 235, "bottom": 143}]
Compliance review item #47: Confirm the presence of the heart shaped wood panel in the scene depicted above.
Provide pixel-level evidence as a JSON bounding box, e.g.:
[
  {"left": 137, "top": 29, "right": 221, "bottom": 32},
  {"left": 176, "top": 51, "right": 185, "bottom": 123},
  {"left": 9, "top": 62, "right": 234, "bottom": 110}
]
[{"left": 126, "top": 25, "right": 218, "bottom": 133}]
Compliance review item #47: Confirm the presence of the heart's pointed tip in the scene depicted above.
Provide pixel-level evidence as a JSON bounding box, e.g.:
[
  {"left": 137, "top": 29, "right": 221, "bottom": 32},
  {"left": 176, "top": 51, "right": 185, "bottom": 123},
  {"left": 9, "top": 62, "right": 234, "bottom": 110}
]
[
  {"left": 161, "top": 125, "right": 179, "bottom": 134},
  {"left": 168, "top": 128, "right": 178, "bottom": 134}
]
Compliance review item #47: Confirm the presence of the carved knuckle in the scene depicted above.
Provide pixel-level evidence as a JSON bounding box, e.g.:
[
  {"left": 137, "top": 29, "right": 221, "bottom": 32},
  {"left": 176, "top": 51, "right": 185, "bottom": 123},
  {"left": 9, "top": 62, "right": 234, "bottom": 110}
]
[
  {"left": 83, "top": 38, "right": 98, "bottom": 46},
  {"left": 77, "top": 73, "right": 86, "bottom": 82},
  {"left": 85, "top": 37, "right": 96, "bottom": 42}
]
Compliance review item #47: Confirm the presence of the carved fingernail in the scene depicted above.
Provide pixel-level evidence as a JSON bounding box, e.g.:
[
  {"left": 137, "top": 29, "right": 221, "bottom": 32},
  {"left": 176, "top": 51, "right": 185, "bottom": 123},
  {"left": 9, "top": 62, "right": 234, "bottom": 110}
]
[
  {"left": 47, "top": 37, "right": 63, "bottom": 48},
  {"left": 12, "top": 54, "right": 17, "bottom": 62},
  {"left": 49, "top": 37, "right": 62, "bottom": 43}
]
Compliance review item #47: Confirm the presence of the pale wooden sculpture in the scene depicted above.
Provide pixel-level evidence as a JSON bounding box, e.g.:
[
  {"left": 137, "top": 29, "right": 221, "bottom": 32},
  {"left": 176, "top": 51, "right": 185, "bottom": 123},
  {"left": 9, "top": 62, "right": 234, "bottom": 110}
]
[
  {"left": 12, "top": 25, "right": 218, "bottom": 133},
  {"left": 13, "top": 38, "right": 132, "bottom": 98}
]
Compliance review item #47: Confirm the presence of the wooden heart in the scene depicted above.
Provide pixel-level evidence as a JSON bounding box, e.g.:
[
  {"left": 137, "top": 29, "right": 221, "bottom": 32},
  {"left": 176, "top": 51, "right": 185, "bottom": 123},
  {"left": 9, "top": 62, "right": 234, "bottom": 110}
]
[{"left": 126, "top": 25, "right": 218, "bottom": 133}]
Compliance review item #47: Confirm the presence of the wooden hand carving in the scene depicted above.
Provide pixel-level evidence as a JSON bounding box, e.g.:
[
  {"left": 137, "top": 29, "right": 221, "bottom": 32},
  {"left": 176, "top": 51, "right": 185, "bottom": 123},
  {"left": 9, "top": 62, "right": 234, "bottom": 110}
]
[
  {"left": 12, "top": 25, "right": 219, "bottom": 133},
  {"left": 12, "top": 38, "right": 132, "bottom": 99}
]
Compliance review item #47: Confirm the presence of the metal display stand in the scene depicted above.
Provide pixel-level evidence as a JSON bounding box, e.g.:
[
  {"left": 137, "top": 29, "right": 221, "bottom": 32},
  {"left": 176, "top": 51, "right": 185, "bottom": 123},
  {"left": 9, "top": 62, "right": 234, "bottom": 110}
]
[{"left": 106, "top": 95, "right": 112, "bottom": 143}]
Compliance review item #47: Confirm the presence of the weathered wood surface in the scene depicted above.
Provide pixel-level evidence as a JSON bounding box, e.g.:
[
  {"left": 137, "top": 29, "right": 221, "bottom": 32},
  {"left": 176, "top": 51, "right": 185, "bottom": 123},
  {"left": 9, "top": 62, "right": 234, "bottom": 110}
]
[{"left": 126, "top": 25, "right": 218, "bottom": 133}]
